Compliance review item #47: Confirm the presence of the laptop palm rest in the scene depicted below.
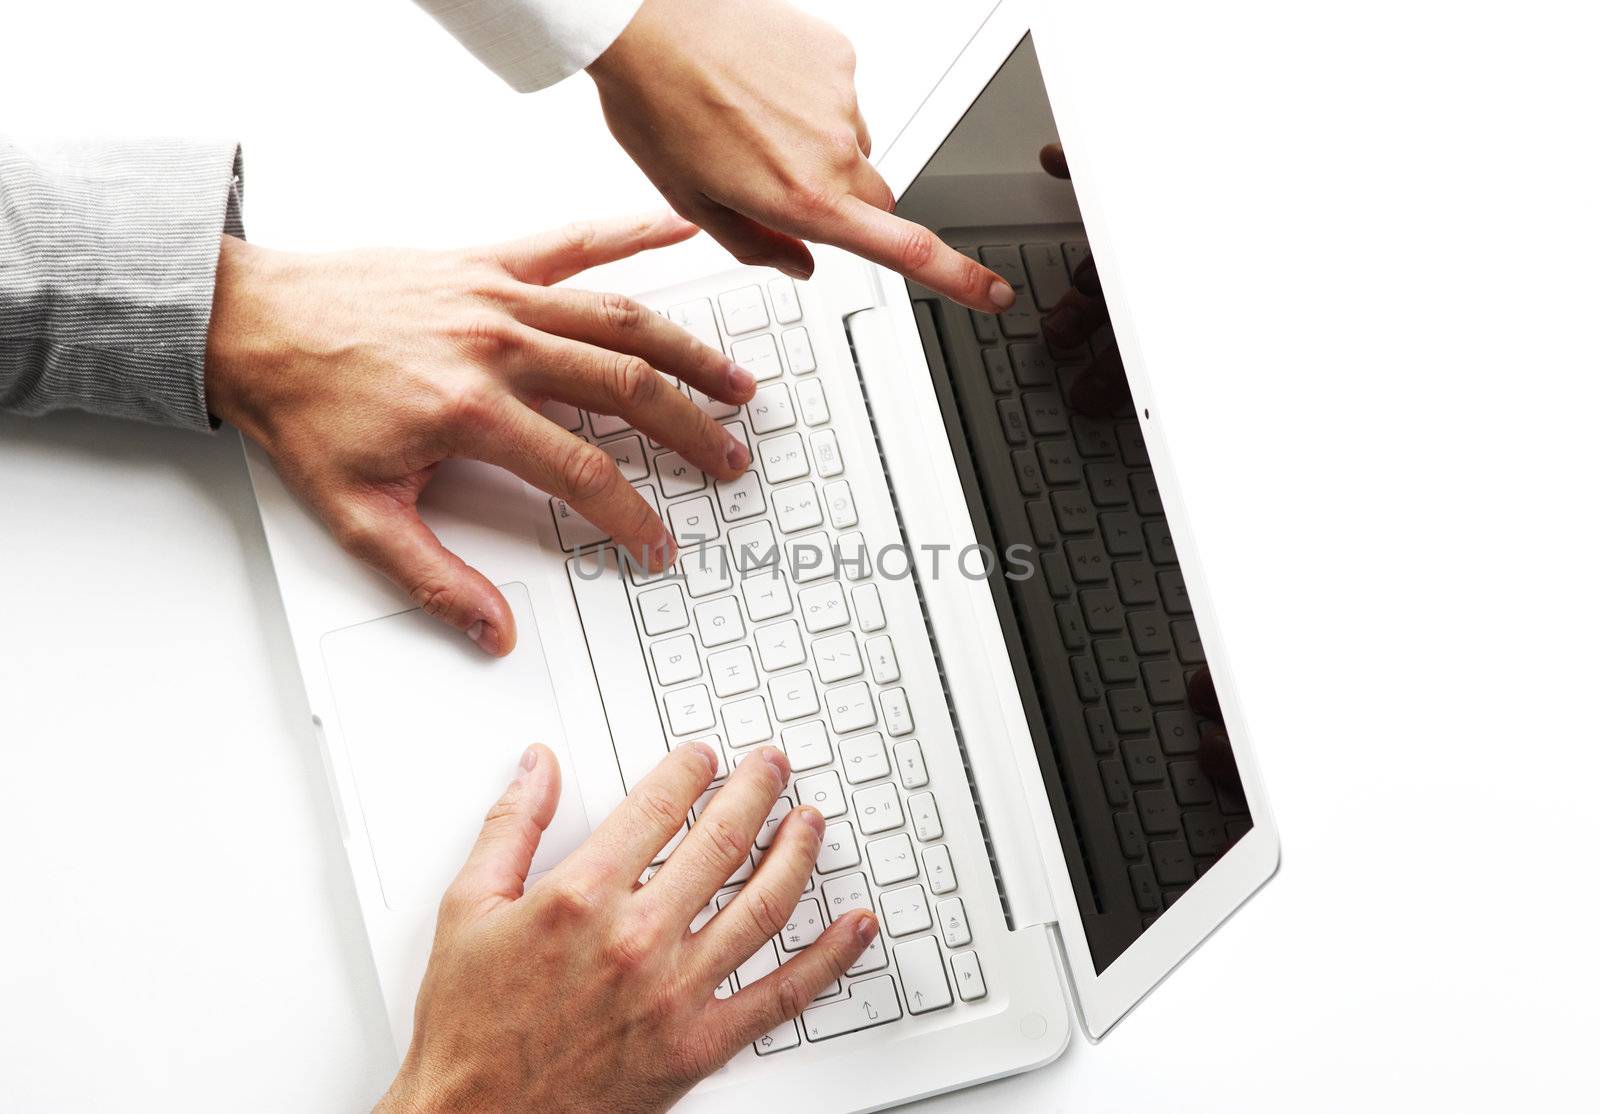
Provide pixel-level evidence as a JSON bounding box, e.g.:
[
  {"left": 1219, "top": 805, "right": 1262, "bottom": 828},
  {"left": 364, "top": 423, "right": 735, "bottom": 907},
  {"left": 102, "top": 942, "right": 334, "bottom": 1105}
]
[{"left": 319, "top": 581, "right": 591, "bottom": 911}]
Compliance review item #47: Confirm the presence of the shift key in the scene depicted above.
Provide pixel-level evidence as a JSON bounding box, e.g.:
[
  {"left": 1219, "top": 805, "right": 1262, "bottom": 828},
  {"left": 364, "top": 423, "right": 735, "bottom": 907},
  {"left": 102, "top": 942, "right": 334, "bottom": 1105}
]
[{"left": 802, "top": 975, "right": 902, "bottom": 1040}]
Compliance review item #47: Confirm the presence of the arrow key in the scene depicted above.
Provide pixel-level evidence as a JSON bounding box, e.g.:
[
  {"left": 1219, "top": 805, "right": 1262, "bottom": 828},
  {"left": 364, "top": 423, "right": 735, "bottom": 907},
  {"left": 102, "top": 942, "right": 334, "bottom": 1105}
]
[{"left": 950, "top": 950, "right": 987, "bottom": 1002}]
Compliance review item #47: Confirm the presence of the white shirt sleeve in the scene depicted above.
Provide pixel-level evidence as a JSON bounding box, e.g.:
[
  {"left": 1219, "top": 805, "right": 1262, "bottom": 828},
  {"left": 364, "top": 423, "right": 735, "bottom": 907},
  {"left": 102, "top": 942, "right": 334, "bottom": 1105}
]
[{"left": 410, "top": 0, "right": 645, "bottom": 93}]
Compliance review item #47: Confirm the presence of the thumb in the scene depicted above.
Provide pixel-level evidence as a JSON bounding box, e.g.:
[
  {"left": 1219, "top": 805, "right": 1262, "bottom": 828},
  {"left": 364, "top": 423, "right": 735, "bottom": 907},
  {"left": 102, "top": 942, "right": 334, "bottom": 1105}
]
[
  {"left": 451, "top": 744, "right": 563, "bottom": 909},
  {"left": 329, "top": 494, "right": 516, "bottom": 655}
]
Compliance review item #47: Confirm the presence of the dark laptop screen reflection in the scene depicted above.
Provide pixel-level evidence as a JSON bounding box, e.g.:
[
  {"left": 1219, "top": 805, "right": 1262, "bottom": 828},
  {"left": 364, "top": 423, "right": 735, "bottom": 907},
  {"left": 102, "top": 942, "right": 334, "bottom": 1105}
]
[{"left": 896, "top": 34, "right": 1253, "bottom": 973}]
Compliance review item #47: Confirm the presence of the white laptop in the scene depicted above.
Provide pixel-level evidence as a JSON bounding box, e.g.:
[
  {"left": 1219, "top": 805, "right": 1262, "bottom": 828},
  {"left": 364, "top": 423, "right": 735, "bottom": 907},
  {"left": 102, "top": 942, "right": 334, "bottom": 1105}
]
[{"left": 246, "top": 2, "right": 1279, "bottom": 1108}]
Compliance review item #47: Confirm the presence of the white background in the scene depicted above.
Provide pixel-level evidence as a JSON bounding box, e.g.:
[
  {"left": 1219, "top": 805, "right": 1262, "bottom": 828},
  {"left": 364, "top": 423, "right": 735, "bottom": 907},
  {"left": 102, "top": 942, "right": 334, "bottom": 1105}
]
[{"left": 3, "top": 1, "right": 1598, "bottom": 1110}]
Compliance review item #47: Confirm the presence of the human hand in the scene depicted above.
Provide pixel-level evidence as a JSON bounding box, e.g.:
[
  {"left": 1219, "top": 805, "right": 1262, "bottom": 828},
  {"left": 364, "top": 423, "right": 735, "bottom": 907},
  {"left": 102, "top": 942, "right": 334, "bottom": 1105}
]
[
  {"left": 587, "top": 0, "right": 1015, "bottom": 314},
  {"left": 205, "top": 212, "right": 756, "bottom": 656},
  {"left": 374, "top": 742, "right": 877, "bottom": 1114}
]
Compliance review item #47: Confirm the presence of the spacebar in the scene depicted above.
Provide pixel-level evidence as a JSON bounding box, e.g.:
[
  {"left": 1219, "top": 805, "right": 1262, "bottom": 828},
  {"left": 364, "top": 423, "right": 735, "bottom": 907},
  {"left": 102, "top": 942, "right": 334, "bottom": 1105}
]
[{"left": 567, "top": 548, "right": 669, "bottom": 790}]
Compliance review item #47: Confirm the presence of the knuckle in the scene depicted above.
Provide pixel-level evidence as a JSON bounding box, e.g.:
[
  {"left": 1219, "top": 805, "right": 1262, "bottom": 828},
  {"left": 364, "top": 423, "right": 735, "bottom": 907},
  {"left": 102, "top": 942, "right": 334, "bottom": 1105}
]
[
  {"left": 633, "top": 785, "right": 687, "bottom": 833},
  {"left": 408, "top": 576, "right": 457, "bottom": 620},
  {"left": 601, "top": 917, "right": 661, "bottom": 973},
  {"left": 434, "top": 377, "right": 498, "bottom": 432},
  {"left": 598, "top": 291, "right": 646, "bottom": 334},
  {"left": 743, "top": 886, "right": 790, "bottom": 942},
  {"left": 786, "top": 178, "right": 839, "bottom": 223},
  {"left": 330, "top": 510, "right": 382, "bottom": 560},
  {"left": 699, "top": 817, "right": 749, "bottom": 866},
  {"left": 895, "top": 224, "right": 938, "bottom": 274},
  {"left": 823, "top": 128, "right": 860, "bottom": 166},
  {"left": 541, "top": 874, "right": 604, "bottom": 921},
  {"left": 558, "top": 441, "right": 617, "bottom": 503},
  {"left": 773, "top": 972, "right": 809, "bottom": 1020},
  {"left": 559, "top": 219, "right": 597, "bottom": 260},
  {"left": 606, "top": 354, "right": 657, "bottom": 411}
]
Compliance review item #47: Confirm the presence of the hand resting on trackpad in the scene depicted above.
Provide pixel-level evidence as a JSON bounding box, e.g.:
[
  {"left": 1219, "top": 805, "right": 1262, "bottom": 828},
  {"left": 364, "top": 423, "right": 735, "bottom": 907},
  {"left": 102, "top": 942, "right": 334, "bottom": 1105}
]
[{"left": 320, "top": 582, "right": 592, "bottom": 910}]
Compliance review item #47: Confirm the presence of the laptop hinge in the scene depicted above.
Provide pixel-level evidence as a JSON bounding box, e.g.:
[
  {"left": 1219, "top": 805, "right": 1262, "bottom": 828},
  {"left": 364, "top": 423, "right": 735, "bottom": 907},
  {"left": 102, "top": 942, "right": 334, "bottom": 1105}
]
[{"left": 841, "top": 300, "right": 1060, "bottom": 930}]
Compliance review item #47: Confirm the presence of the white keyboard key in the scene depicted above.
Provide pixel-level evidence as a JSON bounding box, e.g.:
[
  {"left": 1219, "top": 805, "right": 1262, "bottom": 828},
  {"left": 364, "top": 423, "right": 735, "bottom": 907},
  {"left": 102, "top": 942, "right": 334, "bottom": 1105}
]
[
  {"left": 780, "top": 720, "right": 832, "bottom": 771},
  {"left": 923, "top": 844, "right": 958, "bottom": 894},
  {"left": 787, "top": 531, "right": 837, "bottom": 583},
  {"left": 722, "top": 695, "right": 773, "bottom": 747},
  {"left": 754, "top": 1021, "right": 800, "bottom": 1056},
  {"left": 795, "top": 377, "right": 830, "bottom": 426},
  {"left": 668, "top": 298, "right": 723, "bottom": 350},
  {"left": 730, "top": 332, "right": 784, "bottom": 381},
  {"left": 707, "top": 646, "right": 759, "bottom": 698},
  {"left": 794, "top": 770, "right": 846, "bottom": 818},
  {"left": 853, "top": 782, "right": 904, "bottom": 835},
  {"left": 799, "top": 581, "right": 849, "bottom": 633},
  {"left": 755, "top": 619, "right": 806, "bottom": 671},
  {"left": 865, "top": 635, "right": 900, "bottom": 684},
  {"left": 768, "top": 670, "right": 820, "bottom": 722},
  {"left": 880, "top": 687, "right": 914, "bottom": 736},
  {"left": 601, "top": 435, "right": 648, "bottom": 481},
  {"left": 851, "top": 583, "right": 886, "bottom": 631},
  {"left": 802, "top": 975, "right": 900, "bottom": 1041},
  {"left": 567, "top": 551, "right": 670, "bottom": 790},
  {"left": 810, "top": 429, "right": 844, "bottom": 477},
  {"left": 758, "top": 432, "right": 810, "bottom": 483},
  {"left": 693, "top": 595, "right": 745, "bottom": 647},
  {"left": 740, "top": 566, "right": 793, "bottom": 621},
  {"left": 719, "top": 285, "right": 770, "bottom": 336},
  {"left": 716, "top": 469, "right": 765, "bottom": 522},
  {"left": 749, "top": 382, "right": 797, "bottom": 434},
  {"left": 835, "top": 530, "right": 871, "bottom": 581},
  {"left": 781, "top": 327, "right": 817, "bottom": 374},
  {"left": 728, "top": 520, "right": 781, "bottom": 573},
  {"left": 1023, "top": 242, "right": 1072, "bottom": 309},
  {"left": 937, "top": 897, "right": 971, "bottom": 948},
  {"left": 689, "top": 385, "right": 739, "bottom": 419},
  {"left": 650, "top": 633, "right": 701, "bottom": 686},
  {"left": 768, "top": 276, "right": 802, "bottom": 324},
  {"left": 540, "top": 399, "right": 583, "bottom": 431},
  {"left": 839, "top": 731, "right": 890, "bottom": 784},
  {"left": 772, "top": 480, "right": 823, "bottom": 534},
  {"left": 816, "top": 820, "right": 860, "bottom": 873},
  {"left": 823, "top": 480, "right": 857, "bottom": 529},
  {"left": 893, "top": 739, "right": 929, "bottom": 789},
  {"left": 668, "top": 495, "right": 719, "bottom": 544},
  {"left": 867, "top": 832, "right": 918, "bottom": 886},
  {"left": 655, "top": 451, "right": 705, "bottom": 497},
  {"left": 780, "top": 898, "right": 825, "bottom": 951},
  {"left": 678, "top": 735, "right": 728, "bottom": 782},
  {"left": 951, "top": 950, "right": 986, "bottom": 1001},
  {"left": 821, "top": 871, "right": 872, "bottom": 919},
  {"left": 812, "top": 631, "right": 863, "bottom": 684},
  {"left": 908, "top": 791, "right": 943, "bottom": 842},
  {"left": 664, "top": 685, "right": 716, "bottom": 736},
  {"left": 826, "top": 680, "right": 876, "bottom": 734},
  {"left": 638, "top": 584, "right": 689, "bottom": 636},
  {"left": 881, "top": 884, "right": 933, "bottom": 937},
  {"left": 551, "top": 497, "right": 608, "bottom": 550},
  {"left": 682, "top": 545, "right": 732, "bottom": 599},
  {"left": 755, "top": 796, "right": 793, "bottom": 849},
  {"left": 590, "top": 411, "right": 631, "bottom": 438},
  {"left": 736, "top": 940, "right": 782, "bottom": 989},
  {"left": 894, "top": 935, "right": 952, "bottom": 1014}
]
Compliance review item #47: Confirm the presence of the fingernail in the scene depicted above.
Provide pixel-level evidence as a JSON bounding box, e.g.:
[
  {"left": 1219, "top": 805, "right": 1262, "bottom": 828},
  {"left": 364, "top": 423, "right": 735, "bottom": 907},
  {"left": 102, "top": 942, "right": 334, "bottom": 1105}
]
[
  {"left": 689, "top": 740, "right": 720, "bottom": 777},
  {"left": 727, "top": 362, "right": 756, "bottom": 395},
  {"left": 726, "top": 437, "right": 751, "bottom": 472},
  {"left": 466, "top": 621, "right": 500, "bottom": 654},
  {"left": 797, "top": 806, "right": 826, "bottom": 838},
  {"left": 759, "top": 745, "right": 790, "bottom": 784},
  {"left": 520, "top": 745, "right": 540, "bottom": 773},
  {"left": 855, "top": 913, "right": 880, "bottom": 946},
  {"left": 780, "top": 263, "right": 813, "bottom": 281},
  {"left": 990, "top": 279, "right": 1016, "bottom": 310}
]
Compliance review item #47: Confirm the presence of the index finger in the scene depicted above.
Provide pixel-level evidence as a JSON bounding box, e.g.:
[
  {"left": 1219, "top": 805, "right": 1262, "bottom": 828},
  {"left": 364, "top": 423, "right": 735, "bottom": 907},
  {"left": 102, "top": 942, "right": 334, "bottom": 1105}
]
[
  {"left": 818, "top": 196, "right": 1015, "bottom": 313},
  {"left": 493, "top": 211, "right": 701, "bottom": 287}
]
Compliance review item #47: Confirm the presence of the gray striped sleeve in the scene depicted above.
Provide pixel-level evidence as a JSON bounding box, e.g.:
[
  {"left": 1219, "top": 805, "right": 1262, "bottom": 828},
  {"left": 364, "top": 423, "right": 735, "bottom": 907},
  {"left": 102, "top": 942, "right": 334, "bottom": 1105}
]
[{"left": 0, "top": 136, "right": 245, "bottom": 432}]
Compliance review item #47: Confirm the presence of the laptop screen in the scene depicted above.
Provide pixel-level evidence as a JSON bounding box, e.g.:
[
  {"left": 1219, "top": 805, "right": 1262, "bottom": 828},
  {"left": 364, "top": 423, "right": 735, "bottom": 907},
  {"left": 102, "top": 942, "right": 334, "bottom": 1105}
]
[{"left": 896, "top": 34, "right": 1255, "bottom": 973}]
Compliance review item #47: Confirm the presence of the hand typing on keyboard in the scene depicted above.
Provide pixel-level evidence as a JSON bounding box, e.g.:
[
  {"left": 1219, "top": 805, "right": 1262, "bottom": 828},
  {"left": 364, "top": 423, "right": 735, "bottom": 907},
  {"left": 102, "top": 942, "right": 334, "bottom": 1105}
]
[
  {"left": 205, "top": 212, "right": 758, "bottom": 657},
  {"left": 586, "top": 0, "right": 1015, "bottom": 313},
  {"left": 374, "top": 742, "right": 877, "bottom": 1114}
]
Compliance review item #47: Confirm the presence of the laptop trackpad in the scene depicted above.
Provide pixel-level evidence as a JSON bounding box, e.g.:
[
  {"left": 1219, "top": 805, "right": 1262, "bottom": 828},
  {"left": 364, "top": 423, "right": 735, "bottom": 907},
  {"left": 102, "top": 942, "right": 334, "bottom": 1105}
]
[{"left": 320, "top": 582, "right": 592, "bottom": 910}]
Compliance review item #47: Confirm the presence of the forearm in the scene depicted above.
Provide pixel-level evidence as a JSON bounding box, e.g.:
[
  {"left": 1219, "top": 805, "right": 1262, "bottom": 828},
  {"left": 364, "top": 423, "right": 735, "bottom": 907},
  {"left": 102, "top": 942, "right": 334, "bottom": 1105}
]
[{"left": 0, "top": 135, "right": 244, "bottom": 431}]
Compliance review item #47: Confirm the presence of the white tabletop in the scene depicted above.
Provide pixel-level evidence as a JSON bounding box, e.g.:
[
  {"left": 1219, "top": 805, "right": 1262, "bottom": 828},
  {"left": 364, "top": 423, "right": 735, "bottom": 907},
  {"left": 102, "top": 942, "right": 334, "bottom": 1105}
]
[{"left": 3, "top": 2, "right": 1597, "bottom": 1110}]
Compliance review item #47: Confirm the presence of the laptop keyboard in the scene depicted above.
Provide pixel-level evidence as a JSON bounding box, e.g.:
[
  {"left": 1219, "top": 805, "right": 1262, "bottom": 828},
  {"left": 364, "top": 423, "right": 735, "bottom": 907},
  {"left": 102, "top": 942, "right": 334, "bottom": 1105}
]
[
  {"left": 942, "top": 235, "right": 1253, "bottom": 961},
  {"left": 552, "top": 276, "right": 988, "bottom": 1057}
]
